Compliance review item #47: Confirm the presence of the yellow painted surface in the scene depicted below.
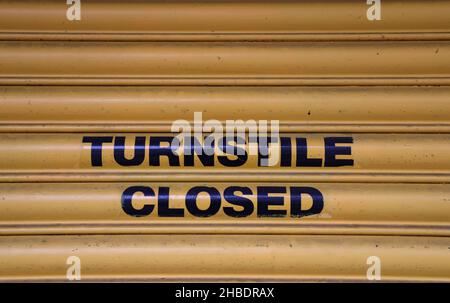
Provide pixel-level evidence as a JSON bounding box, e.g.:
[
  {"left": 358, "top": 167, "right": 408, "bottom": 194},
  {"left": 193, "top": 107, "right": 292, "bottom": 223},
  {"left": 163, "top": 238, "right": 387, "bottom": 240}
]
[
  {"left": 0, "top": 133, "right": 448, "bottom": 182},
  {"left": 0, "top": 235, "right": 449, "bottom": 282},
  {"left": 0, "top": 86, "right": 449, "bottom": 133},
  {"left": 0, "top": 183, "right": 448, "bottom": 236},
  {"left": 1, "top": 0, "right": 449, "bottom": 282},
  {"left": 0, "top": 41, "right": 448, "bottom": 85},
  {"left": 1, "top": 0, "right": 449, "bottom": 41}
]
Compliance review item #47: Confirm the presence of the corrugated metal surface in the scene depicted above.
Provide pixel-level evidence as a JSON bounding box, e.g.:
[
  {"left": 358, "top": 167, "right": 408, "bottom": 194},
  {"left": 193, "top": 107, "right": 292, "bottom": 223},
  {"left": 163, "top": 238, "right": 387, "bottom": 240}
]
[
  {"left": 1, "top": 86, "right": 449, "bottom": 133},
  {"left": 1, "top": 0, "right": 449, "bottom": 41},
  {"left": 0, "top": 0, "right": 449, "bottom": 282},
  {"left": 0, "top": 183, "right": 449, "bottom": 236},
  {"left": 0, "top": 41, "right": 448, "bottom": 85},
  {"left": 0, "top": 133, "right": 448, "bottom": 183},
  {"left": 1, "top": 235, "right": 449, "bottom": 282}
]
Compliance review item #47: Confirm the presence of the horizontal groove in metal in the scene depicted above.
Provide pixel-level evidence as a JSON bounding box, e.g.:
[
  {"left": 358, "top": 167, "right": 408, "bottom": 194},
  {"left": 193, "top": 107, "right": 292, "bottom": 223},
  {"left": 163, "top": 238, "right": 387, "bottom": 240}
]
[
  {"left": 0, "top": 133, "right": 449, "bottom": 183},
  {"left": 0, "top": 183, "right": 449, "bottom": 236},
  {"left": 0, "top": 235, "right": 449, "bottom": 282},
  {"left": 0, "top": 41, "right": 449, "bottom": 85},
  {"left": 0, "top": 86, "right": 449, "bottom": 133},
  {"left": 1, "top": 0, "right": 450, "bottom": 41}
]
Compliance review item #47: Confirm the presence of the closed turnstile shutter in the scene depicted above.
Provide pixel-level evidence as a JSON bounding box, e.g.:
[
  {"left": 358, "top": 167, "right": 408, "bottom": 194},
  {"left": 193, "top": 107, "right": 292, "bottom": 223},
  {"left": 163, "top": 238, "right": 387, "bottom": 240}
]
[{"left": 0, "top": 0, "right": 449, "bottom": 282}]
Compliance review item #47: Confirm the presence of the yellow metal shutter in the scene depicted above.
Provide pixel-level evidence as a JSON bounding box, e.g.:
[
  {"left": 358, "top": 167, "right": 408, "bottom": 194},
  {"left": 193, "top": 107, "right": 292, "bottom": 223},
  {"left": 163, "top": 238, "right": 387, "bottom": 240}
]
[{"left": 0, "top": 0, "right": 449, "bottom": 282}]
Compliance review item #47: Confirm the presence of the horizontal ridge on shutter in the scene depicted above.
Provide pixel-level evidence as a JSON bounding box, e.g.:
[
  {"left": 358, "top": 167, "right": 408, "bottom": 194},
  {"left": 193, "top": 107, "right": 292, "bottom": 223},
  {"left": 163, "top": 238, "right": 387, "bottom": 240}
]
[
  {"left": 0, "top": 235, "right": 449, "bottom": 282},
  {"left": 0, "top": 41, "right": 449, "bottom": 85},
  {"left": 0, "top": 133, "right": 448, "bottom": 183},
  {"left": 0, "top": 86, "right": 449, "bottom": 133},
  {"left": 1, "top": 0, "right": 450, "bottom": 41},
  {"left": 0, "top": 182, "right": 449, "bottom": 236}
]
